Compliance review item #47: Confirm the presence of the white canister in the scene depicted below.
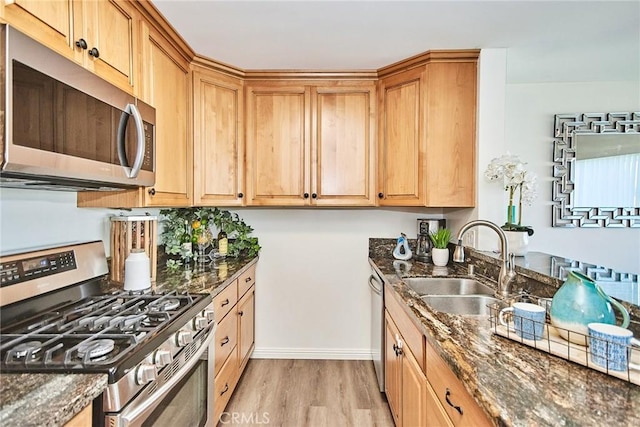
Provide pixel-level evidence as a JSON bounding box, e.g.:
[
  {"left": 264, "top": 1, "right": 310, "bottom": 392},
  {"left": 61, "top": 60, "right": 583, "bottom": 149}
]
[{"left": 124, "top": 249, "right": 151, "bottom": 291}]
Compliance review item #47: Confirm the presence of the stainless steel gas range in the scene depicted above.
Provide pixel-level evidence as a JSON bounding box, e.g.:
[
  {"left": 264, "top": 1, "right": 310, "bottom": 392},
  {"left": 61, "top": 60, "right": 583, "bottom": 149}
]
[{"left": 0, "top": 241, "right": 216, "bottom": 427}]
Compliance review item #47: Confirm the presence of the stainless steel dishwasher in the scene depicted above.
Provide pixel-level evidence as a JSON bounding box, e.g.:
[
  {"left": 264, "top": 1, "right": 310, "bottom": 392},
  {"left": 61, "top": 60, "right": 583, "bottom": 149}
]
[{"left": 369, "top": 262, "right": 385, "bottom": 392}]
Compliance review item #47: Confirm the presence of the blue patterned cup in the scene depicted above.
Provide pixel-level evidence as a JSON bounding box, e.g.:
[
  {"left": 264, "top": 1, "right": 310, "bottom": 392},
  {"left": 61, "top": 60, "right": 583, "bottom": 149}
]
[
  {"left": 588, "top": 323, "right": 640, "bottom": 372},
  {"left": 499, "top": 302, "right": 546, "bottom": 340}
]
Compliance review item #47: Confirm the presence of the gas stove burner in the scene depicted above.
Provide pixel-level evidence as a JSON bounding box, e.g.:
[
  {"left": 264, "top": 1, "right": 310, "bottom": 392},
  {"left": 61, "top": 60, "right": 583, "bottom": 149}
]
[
  {"left": 110, "top": 315, "right": 147, "bottom": 330},
  {"left": 77, "top": 339, "right": 115, "bottom": 359},
  {"left": 150, "top": 298, "right": 181, "bottom": 312},
  {"left": 13, "top": 341, "right": 43, "bottom": 359}
]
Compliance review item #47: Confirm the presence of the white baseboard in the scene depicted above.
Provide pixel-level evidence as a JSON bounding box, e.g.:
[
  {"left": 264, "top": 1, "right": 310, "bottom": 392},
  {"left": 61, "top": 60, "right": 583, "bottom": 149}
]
[{"left": 252, "top": 347, "right": 373, "bottom": 360}]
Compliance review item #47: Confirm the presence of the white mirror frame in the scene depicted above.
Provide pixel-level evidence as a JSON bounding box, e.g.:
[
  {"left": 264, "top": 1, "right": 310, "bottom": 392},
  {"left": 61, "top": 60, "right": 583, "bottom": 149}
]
[{"left": 552, "top": 112, "right": 640, "bottom": 228}]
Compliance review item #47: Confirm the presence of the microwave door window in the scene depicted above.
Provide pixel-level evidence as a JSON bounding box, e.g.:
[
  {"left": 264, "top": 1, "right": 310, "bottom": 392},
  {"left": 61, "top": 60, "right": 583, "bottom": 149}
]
[
  {"left": 12, "top": 61, "right": 112, "bottom": 164},
  {"left": 56, "top": 83, "right": 112, "bottom": 163},
  {"left": 12, "top": 61, "right": 55, "bottom": 152}
]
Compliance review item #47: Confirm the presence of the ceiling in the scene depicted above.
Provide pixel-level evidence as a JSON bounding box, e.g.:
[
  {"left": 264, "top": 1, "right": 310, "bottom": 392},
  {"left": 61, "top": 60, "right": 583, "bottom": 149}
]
[{"left": 153, "top": 0, "right": 640, "bottom": 71}]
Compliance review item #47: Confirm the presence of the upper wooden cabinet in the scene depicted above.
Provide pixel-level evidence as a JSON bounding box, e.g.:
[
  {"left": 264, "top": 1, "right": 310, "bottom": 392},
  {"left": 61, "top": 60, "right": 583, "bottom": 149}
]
[
  {"left": 2, "top": 0, "right": 139, "bottom": 95},
  {"left": 192, "top": 67, "right": 245, "bottom": 206},
  {"left": 140, "top": 21, "right": 191, "bottom": 207},
  {"left": 378, "top": 54, "right": 478, "bottom": 207},
  {"left": 245, "top": 83, "right": 310, "bottom": 206},
  {"left": 377, "top": 67, "right": 425, "bottom": 206},
  {"left": 311, "top": 84, "right": 376, "bottom": 206},
  {"left": 245, "top": 81, "right": 376, "bottom": 207}
]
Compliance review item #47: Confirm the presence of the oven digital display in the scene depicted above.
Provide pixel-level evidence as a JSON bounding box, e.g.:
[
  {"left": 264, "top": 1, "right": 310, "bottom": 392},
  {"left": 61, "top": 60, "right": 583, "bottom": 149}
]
[{"left": 22, "top": 257, "right": 50, "bottom": 272}]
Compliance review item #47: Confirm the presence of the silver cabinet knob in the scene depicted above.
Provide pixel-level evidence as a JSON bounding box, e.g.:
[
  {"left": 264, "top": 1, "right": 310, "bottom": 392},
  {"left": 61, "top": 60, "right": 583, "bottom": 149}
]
[
  {"left": 193, "top": 315, "right": 207, "bottom": 331},
  {"left": 135, "top": 363, "right": 157, "bottom": 385},
  {"left": 154, "top": 349, "right": 173, "bottom": 368},
  {"left": 175, "top": 330, "right": 193, "bottom": 347}
]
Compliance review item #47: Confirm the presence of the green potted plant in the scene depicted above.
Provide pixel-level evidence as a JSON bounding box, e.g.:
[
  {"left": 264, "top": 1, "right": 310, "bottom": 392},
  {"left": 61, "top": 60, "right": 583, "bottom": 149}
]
[
  {"left": 159, "top": 208, "right": 261, "bottom": 266},
  {"left": 429, "top": 228, "right": 451, "bottom": 267}
]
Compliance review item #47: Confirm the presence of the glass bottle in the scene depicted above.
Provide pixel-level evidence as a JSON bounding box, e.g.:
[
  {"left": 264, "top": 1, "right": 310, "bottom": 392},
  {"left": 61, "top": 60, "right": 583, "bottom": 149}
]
[
  {"left": 180, "top": 220, "right": 193, "bottom": 263},
  {"left": 217, "top": 229, "right": 228, "bottom": 257}
]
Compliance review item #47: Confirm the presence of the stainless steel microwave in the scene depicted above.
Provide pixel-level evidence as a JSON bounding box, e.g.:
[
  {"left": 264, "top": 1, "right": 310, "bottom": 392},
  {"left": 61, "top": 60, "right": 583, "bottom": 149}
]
[{"left": 0, "top": 25, "right": 155, "bottom": 191}]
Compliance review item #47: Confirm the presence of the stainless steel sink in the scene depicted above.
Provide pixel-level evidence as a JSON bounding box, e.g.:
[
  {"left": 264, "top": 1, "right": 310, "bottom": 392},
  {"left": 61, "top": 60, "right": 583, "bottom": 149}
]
[
  {"left": 421, "top": 295, "right": 505, "bottom": 316},
  {"left": 403, "top": 277, "right": 495, "bottom": 296}
]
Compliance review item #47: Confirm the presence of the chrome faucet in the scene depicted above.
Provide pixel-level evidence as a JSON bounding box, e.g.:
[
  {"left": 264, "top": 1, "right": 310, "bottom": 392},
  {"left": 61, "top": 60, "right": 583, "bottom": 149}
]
[{"left": 453, "top": 220, "right": 516, "bottom": 298}]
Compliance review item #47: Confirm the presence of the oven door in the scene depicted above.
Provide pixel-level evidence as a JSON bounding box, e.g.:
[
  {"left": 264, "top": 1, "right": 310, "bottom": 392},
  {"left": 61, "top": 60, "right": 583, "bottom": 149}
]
[{"left": 105, "top": 325, "right": 216, "bottom": 427}]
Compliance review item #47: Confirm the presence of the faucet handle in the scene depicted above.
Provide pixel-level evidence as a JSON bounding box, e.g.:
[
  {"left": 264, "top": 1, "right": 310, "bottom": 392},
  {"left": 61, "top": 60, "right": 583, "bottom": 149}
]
[{"left": 508, "top": 252, "right": 516, "bottom": 271}]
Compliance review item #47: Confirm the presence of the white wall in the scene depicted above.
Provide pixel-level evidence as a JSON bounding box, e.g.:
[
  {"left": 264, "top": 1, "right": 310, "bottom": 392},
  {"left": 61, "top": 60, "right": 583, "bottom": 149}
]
[{"left": 236, "top": 208, "right": 443, "bottom": 359}]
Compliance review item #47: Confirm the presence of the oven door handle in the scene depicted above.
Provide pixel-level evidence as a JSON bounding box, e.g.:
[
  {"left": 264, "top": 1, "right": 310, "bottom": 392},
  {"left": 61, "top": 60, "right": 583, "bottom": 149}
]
[{"left": 112, "top": 324, "right": 216, "bottom": 427}]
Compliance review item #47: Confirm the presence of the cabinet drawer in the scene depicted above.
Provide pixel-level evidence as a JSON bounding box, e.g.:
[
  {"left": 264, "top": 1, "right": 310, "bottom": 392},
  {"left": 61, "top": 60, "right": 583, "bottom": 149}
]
[
  {"left": 214, "top": 281, "right": 238, "bottom": 323},
  {"left": 426, "top": 341, "right": 491, "bottom": 427},
  {"left": 238, "top": 264, "right": 256, "bottom": 298},
  {"left": 214, "top": 311, "right": 238, "bottom": 376},
  {"left": 385, "top": 283, "right": 425, "bottom": 372},
  {"left": 214, "top": 348, "right": 239, "bottom": 423}
]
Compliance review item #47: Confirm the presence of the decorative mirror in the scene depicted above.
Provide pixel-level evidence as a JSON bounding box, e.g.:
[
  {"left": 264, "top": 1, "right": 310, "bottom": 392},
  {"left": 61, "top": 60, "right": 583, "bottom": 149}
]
[{"left": 552, "top": 112, "right": 640, "bottom": 227}]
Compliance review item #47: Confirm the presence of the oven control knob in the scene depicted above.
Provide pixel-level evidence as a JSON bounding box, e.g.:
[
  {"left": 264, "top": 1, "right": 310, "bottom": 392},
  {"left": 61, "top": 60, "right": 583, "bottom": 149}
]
[
  {"left": 154, "top": 349, "right": 173, "bottom": 368},
  {"left": 175, "top": 330, "right": 193, "bottom": 347},
  {"left": 135, "top": 364, "right": 157, "bottom": 385},
  {"left": 193, "top": 315, "right": 208, "bottom": 331},
  {"left": 203, "top": 309, "right": 215, "bottom": 322}
]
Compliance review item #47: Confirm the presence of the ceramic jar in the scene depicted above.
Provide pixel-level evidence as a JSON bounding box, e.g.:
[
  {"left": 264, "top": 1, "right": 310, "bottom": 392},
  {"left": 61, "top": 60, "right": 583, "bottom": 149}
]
[
  {"left": 124, "top": 249, "right": 151, "bottom": 291},
  {"left": 504, "top": 230, "right": 529, "bottom": 256},
  {"left": 550, "top": 270, "right": 630, "bottom": 345}
]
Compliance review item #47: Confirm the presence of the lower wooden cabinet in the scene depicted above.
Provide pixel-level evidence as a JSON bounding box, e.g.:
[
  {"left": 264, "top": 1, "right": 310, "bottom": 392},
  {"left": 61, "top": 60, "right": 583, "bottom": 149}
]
[
  {"left": 63, "top": 403, "right": 92, "bottom": 427},
  {"left": 212, "top": 262, "right": 257, "bottom": 423},
  {"left": 385, "top": 314, "right": 403, "bottom": 426},
  {"left": 237, "top": 286, "right": 255, "bottom": 372},
  {"left": 402, "top": 346, "right": 427, "bottom": 427},
  {"left": 384, "top": 285, "right": 491, "bottom": 427}
]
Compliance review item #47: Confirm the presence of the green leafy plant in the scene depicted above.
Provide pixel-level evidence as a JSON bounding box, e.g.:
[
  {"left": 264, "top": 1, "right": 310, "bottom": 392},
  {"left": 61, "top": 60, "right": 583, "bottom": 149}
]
[
  {"left": 159, "top": 208, "right": 261, "bottom": 260},
  {"left": 429, "top": 228, "right": 452, "bottom": 249}
]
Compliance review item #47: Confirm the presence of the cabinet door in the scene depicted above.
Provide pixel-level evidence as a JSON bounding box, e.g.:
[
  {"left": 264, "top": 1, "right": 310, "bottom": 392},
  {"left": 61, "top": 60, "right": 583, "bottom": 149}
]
[
  {"left": 237, "top": 285, "right": 255, "bottom": 373},
  {"left": 245, "top": 84, "right": 310, "bottom": 206},
  {"left": 311, "top": 84, "right": 376, "bottom": 206},
  {"left": 402, "top": 347, "right": 427, "bottom": 427},
  {"left": 81, "top": 0, "right": 137, "bottom": 94},
  {"left": 141, "top": 22, "right": 192, "bottom": 206},
  {"left": 193, "top": 69, "right": 244, "bottom": 206},
  {"left": 424, "top": 61, "right": 477, "bottom": 207},
  {"left": 2, "top": 0, "right": 75, "bottom": 60},
  {"left": 377, "top": 67, "right": 426, "bottom": 206},
  {"left": 385, "top": 312, "right": 402, "bottom": 426}
]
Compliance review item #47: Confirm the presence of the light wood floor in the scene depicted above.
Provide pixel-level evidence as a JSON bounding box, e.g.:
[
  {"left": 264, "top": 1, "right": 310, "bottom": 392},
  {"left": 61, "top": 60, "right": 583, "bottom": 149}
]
[{"left": 222, "top": 359, "right": 394, "bottom": 427}]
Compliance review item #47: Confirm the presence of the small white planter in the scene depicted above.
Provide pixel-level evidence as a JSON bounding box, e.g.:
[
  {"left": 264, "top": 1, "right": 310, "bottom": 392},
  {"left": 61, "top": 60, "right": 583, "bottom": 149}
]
[
  {"left": 431, "top": 248, "right": 449, "bottom": 267},
  {"left": 504, "top": 231, "right": 529, "bottom": 256}
]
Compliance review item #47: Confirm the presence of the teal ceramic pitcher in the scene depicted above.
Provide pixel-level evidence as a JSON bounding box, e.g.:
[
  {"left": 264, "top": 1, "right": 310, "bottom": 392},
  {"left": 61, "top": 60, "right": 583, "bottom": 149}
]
[{"left": 550, "top": 271, "right": 630, "bottom": 345}]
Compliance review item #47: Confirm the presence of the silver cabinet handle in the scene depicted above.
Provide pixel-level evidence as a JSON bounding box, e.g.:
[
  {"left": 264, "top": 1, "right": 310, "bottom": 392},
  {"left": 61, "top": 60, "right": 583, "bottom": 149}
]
[{"left": 117, "top": 103, "right": 146, "bottom": 178}]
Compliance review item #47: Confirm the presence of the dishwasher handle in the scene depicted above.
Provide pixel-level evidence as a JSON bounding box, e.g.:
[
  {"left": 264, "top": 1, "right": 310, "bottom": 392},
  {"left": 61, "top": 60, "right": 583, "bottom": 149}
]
[{"left": 369, "top": 273, "right": 383, "bottom": 295}]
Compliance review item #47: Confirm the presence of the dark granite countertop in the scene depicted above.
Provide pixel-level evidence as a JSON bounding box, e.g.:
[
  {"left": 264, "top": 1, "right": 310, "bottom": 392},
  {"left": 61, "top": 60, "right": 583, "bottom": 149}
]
[
  {"left": 369, "top": 239, "right": 640, "bottom": 427},
  {"left": 0, "top": 255, "right": 258, "bottom": 427},
  {"left": 0, "top": 373, "right": 107, "bottom": 426}
]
